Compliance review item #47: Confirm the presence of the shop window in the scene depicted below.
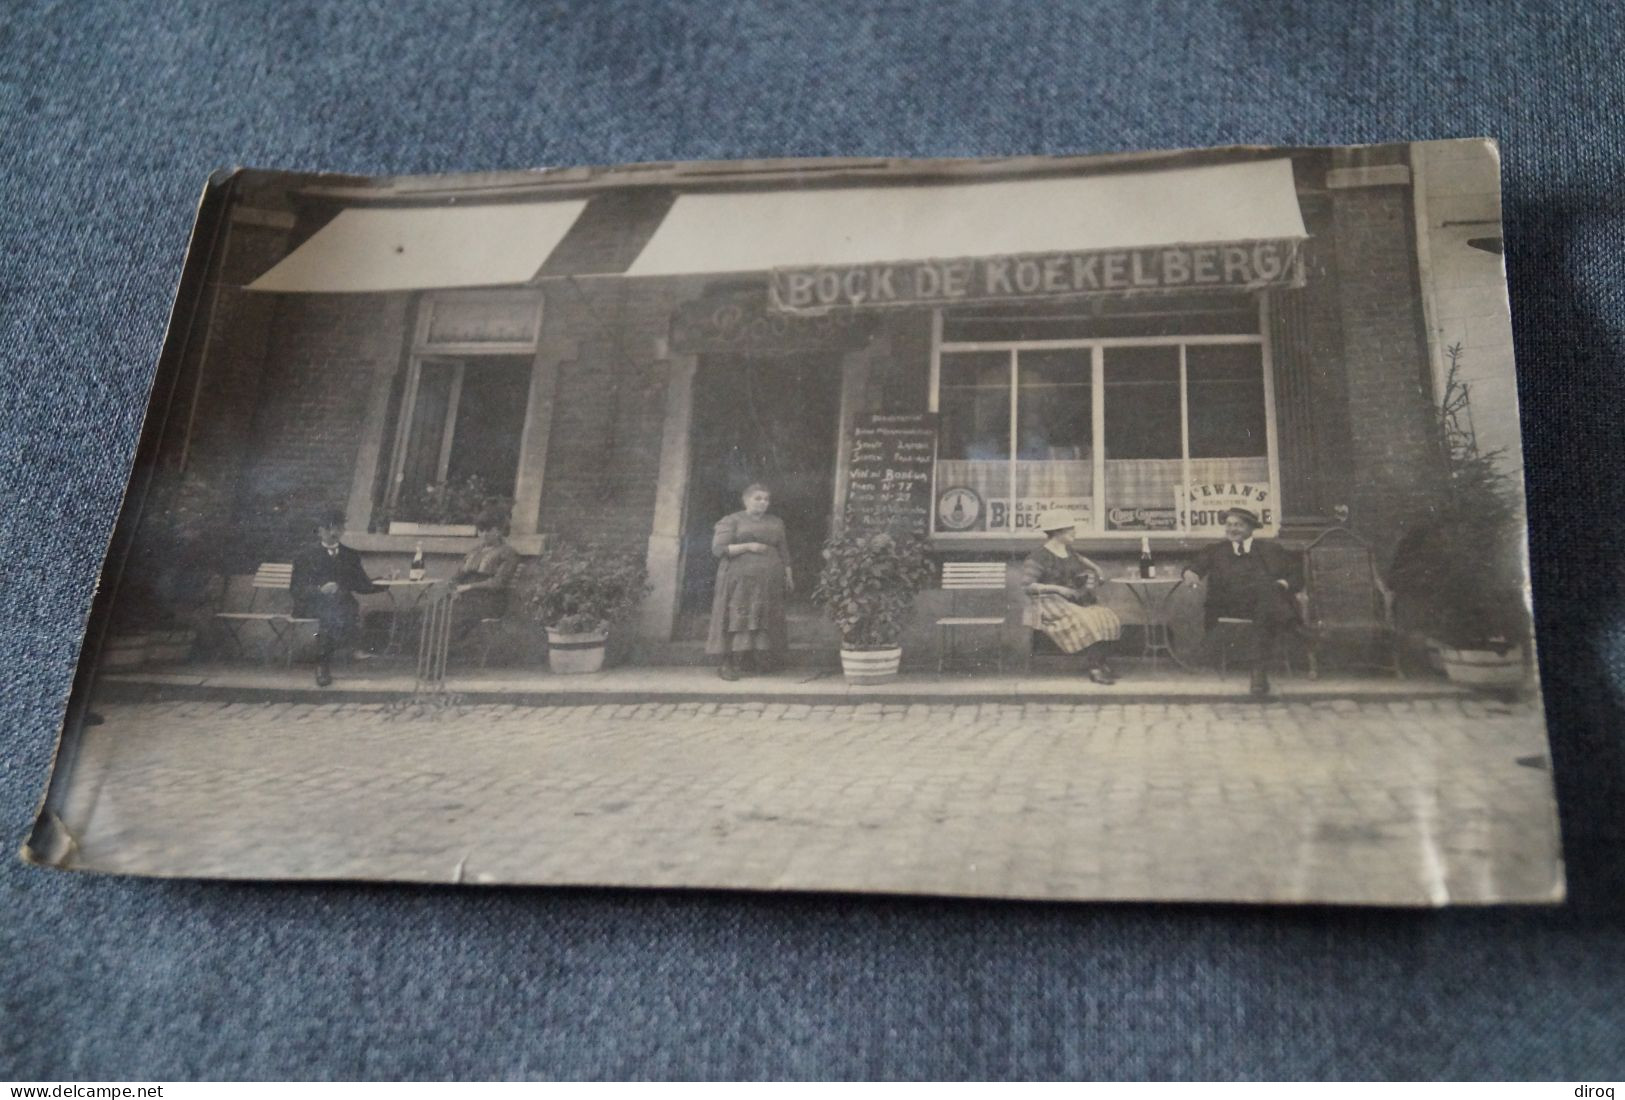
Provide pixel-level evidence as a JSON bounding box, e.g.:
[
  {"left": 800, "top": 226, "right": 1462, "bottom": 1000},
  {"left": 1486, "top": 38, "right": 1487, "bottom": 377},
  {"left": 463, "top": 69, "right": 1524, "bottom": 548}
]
[
  {"left": 387, "top": 356, "right": 532, "bottom": 529},
  {"left": 1188, "top": 344, "right": 1268, "bottom": 458},
  {"left": 1103, "top": 346, "right": 1182, "bottom": 530},
  {"left": 936, "top": 352, "right": 1010, "bottom": 531},
  {"left": 936, "top": 349, "right": 1094, "bottom": 534},
  {"left": 1015, "top": 350, "right": 1093, "bottom": 532},
  {"left": 379, "top": 292, "right": 541, "bottom": 534},
  {"left": 932, "top": 335, "right": 1272, "bottom": 538}
]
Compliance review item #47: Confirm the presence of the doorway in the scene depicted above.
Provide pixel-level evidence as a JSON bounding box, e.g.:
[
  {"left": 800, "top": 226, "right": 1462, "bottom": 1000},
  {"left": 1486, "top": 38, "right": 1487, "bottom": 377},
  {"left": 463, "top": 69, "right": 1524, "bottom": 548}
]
[{"left": 678, "top": 352, "right": 843, "bottom": 630}]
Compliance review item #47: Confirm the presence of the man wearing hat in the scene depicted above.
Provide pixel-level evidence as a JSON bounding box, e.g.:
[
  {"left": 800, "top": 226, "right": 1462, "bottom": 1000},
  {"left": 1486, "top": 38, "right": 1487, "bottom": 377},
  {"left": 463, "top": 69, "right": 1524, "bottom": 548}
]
[
  {"left": 1021, "top": 508, "right": 1124, "bottom": 685},
  {"left": 290, "top": 507, "right": 384, "bottom": 687},
  {"left": 1180, "top": 506, "right": 1301, "bottom": 696}
]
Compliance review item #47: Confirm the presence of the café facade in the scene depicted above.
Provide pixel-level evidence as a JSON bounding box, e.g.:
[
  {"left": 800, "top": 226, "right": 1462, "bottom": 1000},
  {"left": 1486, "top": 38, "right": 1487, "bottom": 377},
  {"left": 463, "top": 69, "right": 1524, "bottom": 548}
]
[{"left": 175, "top": 144, "right": 1448, "bottom": 663}]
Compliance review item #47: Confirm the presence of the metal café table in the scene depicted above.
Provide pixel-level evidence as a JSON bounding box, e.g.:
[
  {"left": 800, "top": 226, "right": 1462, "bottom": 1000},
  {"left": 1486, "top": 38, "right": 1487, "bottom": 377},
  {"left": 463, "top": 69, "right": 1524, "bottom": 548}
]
[
  {"left": 1101, "top": 575, "right": 1190, "bottom": 670},
  {"left": 373, "top": 578, "right": 438, "bottom": 654}
]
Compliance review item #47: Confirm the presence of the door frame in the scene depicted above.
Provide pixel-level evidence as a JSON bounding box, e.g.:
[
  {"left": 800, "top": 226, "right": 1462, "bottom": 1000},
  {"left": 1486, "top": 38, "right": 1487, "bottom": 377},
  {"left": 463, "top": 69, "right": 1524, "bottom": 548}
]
[{"left": 640, "top": 346, "right": 863, "bottom": 641}]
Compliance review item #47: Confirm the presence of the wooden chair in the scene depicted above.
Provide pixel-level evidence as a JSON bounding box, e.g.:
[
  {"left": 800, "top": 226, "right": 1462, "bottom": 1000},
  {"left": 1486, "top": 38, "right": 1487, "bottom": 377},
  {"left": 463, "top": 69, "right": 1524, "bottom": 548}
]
[
  {"left": 935, "top": 561, "right": 1008, "bottom": 674},
  {"left": 213, "top": 563, "right": 318, "bottom": 665},
  {"left": 1299, "top": 527, "right": 1402, "bottom": 679}
]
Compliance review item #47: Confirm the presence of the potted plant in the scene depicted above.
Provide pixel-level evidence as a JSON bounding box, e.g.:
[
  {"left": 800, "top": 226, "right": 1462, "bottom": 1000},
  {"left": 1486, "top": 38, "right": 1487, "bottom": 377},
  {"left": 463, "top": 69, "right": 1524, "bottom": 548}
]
[
  {"left": 1388, "top": 345, "right": 1531, "bottom": 692},
  {"left": 108, "top": 468, "right": 226, "bottom": 667},
  {"left": 103, "top": 577, "right": 162, "bottom": 669},
  {"left": 381, "top": 475, "right": 514, "bottom": 537},
  {"left": 514, "top": 542, "right": 650, "bottom": 674},
  {"left": 811, "top": 530, "right": 935, "bottom": 683}
]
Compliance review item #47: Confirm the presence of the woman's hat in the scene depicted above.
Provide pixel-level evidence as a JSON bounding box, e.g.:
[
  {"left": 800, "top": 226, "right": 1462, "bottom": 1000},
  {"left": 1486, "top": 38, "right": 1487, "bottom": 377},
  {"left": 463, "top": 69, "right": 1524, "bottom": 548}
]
[
  {"left": 1035, "top": 508, "right": 1080, "bottom": 534},
  {"left": 1219, "top": 506, "right": 1262, "bottom": 529}
]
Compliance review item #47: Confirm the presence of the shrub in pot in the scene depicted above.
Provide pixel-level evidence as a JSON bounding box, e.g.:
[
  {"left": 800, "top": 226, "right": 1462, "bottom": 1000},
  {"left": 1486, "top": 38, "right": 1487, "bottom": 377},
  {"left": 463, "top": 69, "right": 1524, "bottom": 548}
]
[
  {"left": 374, "top": 473, "right": 514, "bottom": 536},
  {"left": 1388, "top": 345, "right": 1531, "bottom": 691},
  {"left": 110, "top": 468, "right": 228, "bottom": 666},
  {"left": 810, "top": 530, "right": 935, "bottom": 683},
  {"left": 514, "top": 542, "right": 650, "bottom": 674}
]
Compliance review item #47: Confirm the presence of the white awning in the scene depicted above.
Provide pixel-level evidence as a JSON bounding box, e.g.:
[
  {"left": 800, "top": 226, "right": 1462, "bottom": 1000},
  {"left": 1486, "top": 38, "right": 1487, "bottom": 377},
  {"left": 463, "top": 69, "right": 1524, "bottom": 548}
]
[
  {"left": 246, "top": 201, "right": 589, "bottom": 293},
  {"left": 624, "top": 159, "right": 1306, "bottom": 277}
]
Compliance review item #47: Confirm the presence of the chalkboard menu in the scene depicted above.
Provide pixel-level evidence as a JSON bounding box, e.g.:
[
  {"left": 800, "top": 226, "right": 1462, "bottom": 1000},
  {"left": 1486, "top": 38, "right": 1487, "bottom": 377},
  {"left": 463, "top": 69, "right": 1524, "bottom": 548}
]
[{"left": 843, "top": 412, "right": 938, "bottom": 538}]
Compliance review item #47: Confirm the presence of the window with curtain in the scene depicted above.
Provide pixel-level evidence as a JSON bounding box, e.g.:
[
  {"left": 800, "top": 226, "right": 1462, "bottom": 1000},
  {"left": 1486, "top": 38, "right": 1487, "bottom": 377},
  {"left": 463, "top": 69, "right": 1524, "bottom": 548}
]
[
  {"left": 933, "top": 339, "right": 1271, "bottom": 537},
  {"left": 389, "top": 355, "right": 532, "bottom": 526},
  {"left": 381, "top": 292, "right": 542, "bottom": 531}
]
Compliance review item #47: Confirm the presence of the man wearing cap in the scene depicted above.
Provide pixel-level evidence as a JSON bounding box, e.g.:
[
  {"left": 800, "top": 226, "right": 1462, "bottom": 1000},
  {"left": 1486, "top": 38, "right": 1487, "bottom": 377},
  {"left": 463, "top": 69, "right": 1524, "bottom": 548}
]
[
  {"left": 291, "top": 507, "right": 384, "bottom": 687},
  {"left": 1180, "top": 507, "right": 1301, "bottom": 696}
]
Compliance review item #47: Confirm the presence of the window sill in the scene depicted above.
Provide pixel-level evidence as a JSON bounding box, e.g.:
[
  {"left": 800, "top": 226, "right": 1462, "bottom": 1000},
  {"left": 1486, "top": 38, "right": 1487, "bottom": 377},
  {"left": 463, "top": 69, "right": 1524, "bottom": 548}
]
[
  {"left": 929, "top": 535, "right": 1223, "bottom": 556},
  {"left": 387, "top": 521, "right": 478, "bottom": 537},
  {"left": 348, "top": 532, "right": 547, "bottom": 556},
  {"left": 929, "top": 528, "right": 1322, "bottom": 555}
]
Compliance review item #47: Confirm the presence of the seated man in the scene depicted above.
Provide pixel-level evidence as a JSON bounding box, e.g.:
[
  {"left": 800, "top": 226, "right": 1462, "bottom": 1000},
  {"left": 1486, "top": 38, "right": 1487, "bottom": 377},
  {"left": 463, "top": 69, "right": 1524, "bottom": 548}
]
[
  {"left": 1180, "top": 506, "right": 1301, "bottom": 696},
  {"left": 291, "top": 507, "right": 383, "bottom": 687}
]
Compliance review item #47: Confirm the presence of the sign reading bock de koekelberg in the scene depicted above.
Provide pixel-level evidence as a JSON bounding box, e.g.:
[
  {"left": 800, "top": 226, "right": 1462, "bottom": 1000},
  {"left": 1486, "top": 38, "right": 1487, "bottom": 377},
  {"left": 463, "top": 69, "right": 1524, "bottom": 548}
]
[{"left": 771, "top": 239, "right": 1304, "bottom": 313}]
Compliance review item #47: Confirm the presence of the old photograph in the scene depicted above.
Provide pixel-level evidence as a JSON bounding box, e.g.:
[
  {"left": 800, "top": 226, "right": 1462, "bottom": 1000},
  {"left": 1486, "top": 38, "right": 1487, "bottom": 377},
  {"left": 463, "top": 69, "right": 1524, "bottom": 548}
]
[{"left": 26, "top": 139, "right": 1562, "bottom": 904}]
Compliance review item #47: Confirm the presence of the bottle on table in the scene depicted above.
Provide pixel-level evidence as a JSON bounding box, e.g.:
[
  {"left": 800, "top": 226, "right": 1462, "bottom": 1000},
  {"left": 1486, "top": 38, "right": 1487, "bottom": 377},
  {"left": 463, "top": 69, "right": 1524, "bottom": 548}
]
[
  {"left": 1139, "top": 536, "right": 1155, "bottom": 579},
  {"left": 409, "top": 542, "right": 426, "bottom": 581}
]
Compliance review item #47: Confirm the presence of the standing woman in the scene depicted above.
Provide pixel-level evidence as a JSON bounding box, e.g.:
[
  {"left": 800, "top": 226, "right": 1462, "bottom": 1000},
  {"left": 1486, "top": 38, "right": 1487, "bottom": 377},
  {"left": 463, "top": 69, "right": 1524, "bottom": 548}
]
[
  {"left": 1022, "top": 508, "right": 1123, "bottom": 684},
  {"left": 707, "top": 483, "right": 792, "bottom": 680}
]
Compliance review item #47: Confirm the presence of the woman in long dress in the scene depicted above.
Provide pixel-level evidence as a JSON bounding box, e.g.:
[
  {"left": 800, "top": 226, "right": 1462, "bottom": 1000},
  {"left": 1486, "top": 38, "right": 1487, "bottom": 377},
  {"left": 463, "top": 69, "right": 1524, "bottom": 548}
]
[
  {"left": 707, "top": 483, "right": 792, "bottom": 680},
  {"left": 1022, "top": 508, "right": 1123, "bottom": 684},
  {"left": 449, "top": 509, "right": 521, "bottom": 625}
]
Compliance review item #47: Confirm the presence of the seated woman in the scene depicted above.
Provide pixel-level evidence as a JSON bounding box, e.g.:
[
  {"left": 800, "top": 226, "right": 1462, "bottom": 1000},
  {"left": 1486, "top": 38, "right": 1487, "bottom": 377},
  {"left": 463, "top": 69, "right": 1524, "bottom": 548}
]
[
  {"left": 1021, "top": 508, "right": 1123, "bottom": 684},
  {"left": 707, "top": 483, "right": 792, "bottom": 680},
  {"left": 445, "top": 509, "right": 521, "bottom": 638}
]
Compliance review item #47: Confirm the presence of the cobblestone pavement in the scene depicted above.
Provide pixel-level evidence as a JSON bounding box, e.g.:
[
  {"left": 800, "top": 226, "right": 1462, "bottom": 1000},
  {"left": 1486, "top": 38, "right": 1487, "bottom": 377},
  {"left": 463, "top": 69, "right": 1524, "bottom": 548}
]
[{"left": 45, "top": 697, "right": 1563, "bottom": 905}]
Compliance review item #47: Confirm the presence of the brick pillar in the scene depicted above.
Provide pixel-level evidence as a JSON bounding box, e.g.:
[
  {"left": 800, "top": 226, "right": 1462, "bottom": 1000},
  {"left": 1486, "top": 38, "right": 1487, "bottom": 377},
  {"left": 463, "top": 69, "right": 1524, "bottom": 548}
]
[
  {"left": 233, "top": 292, "right": 409, "bottom": 562},
  {"left": 1327, "top": 175, "right": 1442, "bottom": 566}
]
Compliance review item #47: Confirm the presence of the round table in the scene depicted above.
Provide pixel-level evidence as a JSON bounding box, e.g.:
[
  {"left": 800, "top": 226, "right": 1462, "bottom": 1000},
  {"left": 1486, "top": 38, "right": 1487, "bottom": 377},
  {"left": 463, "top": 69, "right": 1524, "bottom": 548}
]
[
  {"left": 374, "top": 578, "right": 439, "bottom": 654},
  {"left": 1101, "top": 576, "right": 1191, "bottom": 670}
]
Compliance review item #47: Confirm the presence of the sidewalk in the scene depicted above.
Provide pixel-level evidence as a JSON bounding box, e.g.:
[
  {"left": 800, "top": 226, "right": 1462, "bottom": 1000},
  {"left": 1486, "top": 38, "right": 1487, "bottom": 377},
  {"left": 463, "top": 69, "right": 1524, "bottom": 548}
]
[{"left": 95, "top": 658, "right": 1475, "bottom": 706}]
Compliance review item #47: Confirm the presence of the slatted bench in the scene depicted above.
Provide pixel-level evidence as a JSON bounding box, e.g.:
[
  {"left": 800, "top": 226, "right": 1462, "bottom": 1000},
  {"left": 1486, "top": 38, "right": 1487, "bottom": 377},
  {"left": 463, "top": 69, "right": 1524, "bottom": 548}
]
[
  {"left": 213, "top": 563, "right": 318, "bottom": 665},
  {"left": 935, "top": 561, "right": 1009, "bottom": 674}
]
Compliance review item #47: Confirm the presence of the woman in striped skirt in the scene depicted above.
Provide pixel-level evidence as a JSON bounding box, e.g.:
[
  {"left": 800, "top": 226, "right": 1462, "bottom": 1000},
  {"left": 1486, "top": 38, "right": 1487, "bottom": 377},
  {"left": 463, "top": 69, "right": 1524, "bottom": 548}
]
[{"left": 1021, "top": 508, "right": 1123, "bottom": 685}]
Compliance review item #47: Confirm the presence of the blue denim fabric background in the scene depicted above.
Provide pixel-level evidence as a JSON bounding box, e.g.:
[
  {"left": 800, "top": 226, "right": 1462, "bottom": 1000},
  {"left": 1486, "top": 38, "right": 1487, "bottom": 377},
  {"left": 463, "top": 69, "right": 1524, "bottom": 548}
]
[{"left": 3, "top": 0, "right": 1623, "bottom": 1080}]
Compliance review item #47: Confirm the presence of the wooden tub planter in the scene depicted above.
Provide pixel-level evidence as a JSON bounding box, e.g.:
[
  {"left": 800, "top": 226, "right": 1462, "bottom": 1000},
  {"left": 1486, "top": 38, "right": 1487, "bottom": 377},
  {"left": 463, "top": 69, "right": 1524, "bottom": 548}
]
[
  {"left": 545, "top": 628, "right": 609, "bottom": 674},
  {"left": 102, "top": 632, "right": 152, "bottom": 670},
  {"left": 1436, "top": 641, "right": 1526, "bottom": 691},
  {"left": 839, "top": 646, "right": 902, "bottom": 684},
  {"left": 146, "top": 627, "right": 198, "bottom": 664}
]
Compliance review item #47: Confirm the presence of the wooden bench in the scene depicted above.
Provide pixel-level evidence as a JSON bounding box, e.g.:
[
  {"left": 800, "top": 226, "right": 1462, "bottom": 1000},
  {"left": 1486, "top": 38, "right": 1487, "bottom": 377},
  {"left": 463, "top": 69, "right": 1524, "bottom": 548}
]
[{"left": 213, "top": 563, "right": 318, "bottom": 665}]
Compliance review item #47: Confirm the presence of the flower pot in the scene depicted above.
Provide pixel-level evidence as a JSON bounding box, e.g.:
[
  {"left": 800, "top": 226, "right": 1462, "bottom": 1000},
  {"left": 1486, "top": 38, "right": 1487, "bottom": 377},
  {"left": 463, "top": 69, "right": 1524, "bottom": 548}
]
[
  {"left": 840, "top": 646, "right": 901, "bottom": 684},
  {"left": 103, "top": 632, "right": 151, "bottom": 670},
  {"left": 147, "top": 628, "right": 197, "bottom": 664},
  {"left": 1437, "top": 643, "right": 1525, "bottom": 690},
  {"left": 546, "top": 629, "right": 609, "bottom": 674}
]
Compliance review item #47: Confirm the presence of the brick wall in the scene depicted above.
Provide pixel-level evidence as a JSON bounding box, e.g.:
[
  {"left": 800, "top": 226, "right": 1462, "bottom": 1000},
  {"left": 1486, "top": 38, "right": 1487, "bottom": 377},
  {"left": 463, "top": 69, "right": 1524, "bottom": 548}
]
[
  {"left": 136, "top": 217, "right": 290, "bottom": 579},
  {"left": 1328, "top": 183, "right": 1442, "bottom": 565},
  {"left": 231, "top": 292, "right": 408, "bottom": 565},
  {"left": 1270, "top": 197, "right": 1357, "bottom": 523},
  {"left": 873, "top": 310, "right": 933, "bottom": 412},
  {"left": 535, "top": 279, "right": 676, "bottom": 547}
]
